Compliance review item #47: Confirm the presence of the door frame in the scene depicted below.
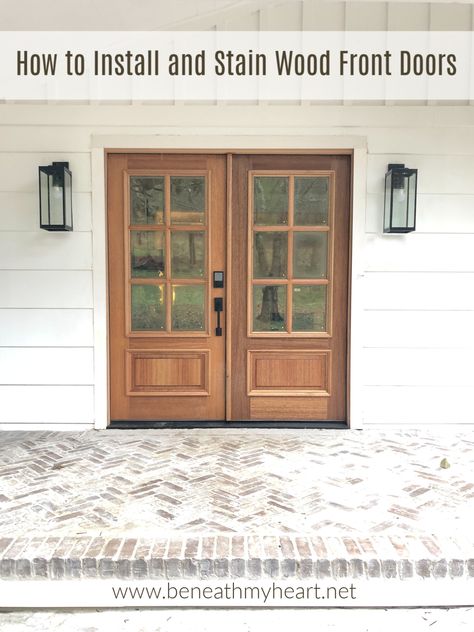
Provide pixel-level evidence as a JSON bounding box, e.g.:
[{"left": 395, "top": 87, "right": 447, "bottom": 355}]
[{"left": 92, "top": 135, "right": 367, "bottom": 429}]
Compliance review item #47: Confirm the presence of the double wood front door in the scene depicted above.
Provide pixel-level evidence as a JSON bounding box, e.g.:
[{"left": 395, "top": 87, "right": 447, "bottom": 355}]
[{"left": 107, "top": 152, "right": 350, "bottom": 422}]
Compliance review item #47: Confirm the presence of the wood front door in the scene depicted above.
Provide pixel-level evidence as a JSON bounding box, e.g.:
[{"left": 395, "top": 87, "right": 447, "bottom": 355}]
[
  {"left": 108, "top": 153, "right": 226, "bottom": 421},
  {"left": 229, "top": 154, "right": 351, "bottom": 421},
  {"left": 107, "top": 152, "right": 350, "bottom": 423}
]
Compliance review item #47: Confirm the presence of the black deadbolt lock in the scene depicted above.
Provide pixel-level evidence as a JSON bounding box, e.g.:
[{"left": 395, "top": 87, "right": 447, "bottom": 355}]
[{"left": 213, "top": 271, "right": 224, "bottom": 288}]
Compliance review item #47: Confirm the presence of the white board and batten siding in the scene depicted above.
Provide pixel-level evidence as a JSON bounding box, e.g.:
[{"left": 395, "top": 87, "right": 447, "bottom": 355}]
[{"left": 0, "top": 0, "right": 474, "bottom": 429}]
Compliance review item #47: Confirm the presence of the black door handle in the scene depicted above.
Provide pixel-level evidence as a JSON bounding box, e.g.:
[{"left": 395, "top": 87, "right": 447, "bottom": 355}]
[{"left": 214, "top": 297, "right": 223, "bottom": 336}]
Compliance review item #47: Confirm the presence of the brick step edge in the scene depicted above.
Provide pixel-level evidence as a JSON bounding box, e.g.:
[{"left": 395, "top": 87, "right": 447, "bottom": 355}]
[
  {"left": 1, "top": 534, "right": 473, "bottom": 580},
  {"left": 2, "top": 556, "right": 474, "bottom": 581}
]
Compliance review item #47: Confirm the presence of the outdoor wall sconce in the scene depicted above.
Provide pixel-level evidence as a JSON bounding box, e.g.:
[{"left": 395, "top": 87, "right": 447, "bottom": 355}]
[
  {"left": 39, "top": 162, "right": 73, "bottom": 231},
  {"left": 383, "top": 163, "right": 418, "bottom": 233}
]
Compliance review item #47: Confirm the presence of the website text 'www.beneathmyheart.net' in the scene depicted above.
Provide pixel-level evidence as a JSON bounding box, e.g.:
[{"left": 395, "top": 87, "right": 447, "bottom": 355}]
[{"left": 111, "top": 581, "right": 358, "bottom": 605}]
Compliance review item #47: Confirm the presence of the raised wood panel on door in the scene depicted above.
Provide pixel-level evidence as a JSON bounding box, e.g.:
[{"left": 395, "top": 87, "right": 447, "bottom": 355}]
[
  {"left": 108, "top": 153, "right": 226, "bottom": 421},
  {"left": 247, "top": 350, "right": 331, "bottom": 395},
  {"left": 126, "top": 350, "right": 209, "bottom": 396},
  {"left": 230, "top": 154, "right": 350, "bottom": 421}
]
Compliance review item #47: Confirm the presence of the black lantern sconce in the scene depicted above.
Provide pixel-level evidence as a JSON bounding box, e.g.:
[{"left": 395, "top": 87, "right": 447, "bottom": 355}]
[
  {"left": 384, "top": 163, "right": 418, "bottom": 233},
  {"left": 39, "top": 162, "right": 73, "bottom": 231}
]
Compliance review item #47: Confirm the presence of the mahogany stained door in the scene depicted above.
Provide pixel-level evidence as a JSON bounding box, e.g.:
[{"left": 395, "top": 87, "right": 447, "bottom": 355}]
[
  {"left": 229, "top": 154, "right": 350, "bottom": 421},
  {"left": 108, "top": 153, "right": 226, "bottom": 421}
]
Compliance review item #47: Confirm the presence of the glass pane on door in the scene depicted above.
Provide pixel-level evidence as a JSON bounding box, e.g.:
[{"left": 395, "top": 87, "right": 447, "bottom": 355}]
[
  {"left": 170, "top": 176, "right": 206, "bottom": 224},
  {"left": 294, "top": 176, "right": 329, "bottom": 226},
  {"left": 250, "top": 172, "right": 331, "bottom": 334},
  {"left": 171, "top": 285, "right": 205, "bottom": 331},
  {"left": 171, "top": 231, "right": 205, "bottom": 278},
  {"left": 130, "top": 176, "right": 164, "bottom": 225},
  {"left": 254, "top": 176, "right": 289, "bottom": 225},
  {"left": 128, "top": 172, "right": 209, "bottom": 334},
  {"left": 253, "top": 285, "right": 287, "bottom": 332},
  {"left": 131, "top": 231, "right": 165, "bottom": 278},
  {"left": 292, "top": 285, "right": 327, "bottom": 332},
  {"left": 253, "top": 232, "right": 288, "bottom": 278},
  {"left": 293, "top": 232, "right": 328, "bottom": 279},
  {"left": 131, "top": 284, "right": 166, "bottom": 331}
]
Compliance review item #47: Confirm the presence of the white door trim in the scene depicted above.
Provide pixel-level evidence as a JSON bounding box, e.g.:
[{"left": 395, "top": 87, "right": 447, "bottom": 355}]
[{"left": 91, "top": 134, "right": 367, "bottom": 429}]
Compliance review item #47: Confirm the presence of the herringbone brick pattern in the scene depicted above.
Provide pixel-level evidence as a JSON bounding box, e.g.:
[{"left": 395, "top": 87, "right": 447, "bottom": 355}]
[{"left": 1, "top": 429, "right": 473, "bottom": 540}]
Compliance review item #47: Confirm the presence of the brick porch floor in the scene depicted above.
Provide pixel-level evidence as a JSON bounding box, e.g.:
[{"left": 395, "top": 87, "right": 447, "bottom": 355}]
[{"left": 0, "top": 429, "right": 473, "bottom": 580}]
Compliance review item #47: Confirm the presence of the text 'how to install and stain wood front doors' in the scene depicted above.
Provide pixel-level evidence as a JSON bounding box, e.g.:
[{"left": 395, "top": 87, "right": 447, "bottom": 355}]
[{"left": 107, "top": 152, "right": 350, "bottom": 422}]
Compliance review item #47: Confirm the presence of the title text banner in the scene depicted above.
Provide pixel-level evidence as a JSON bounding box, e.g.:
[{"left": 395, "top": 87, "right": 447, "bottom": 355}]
[{"left": 1, "top": 31, "right": 473, "bottom": 101}]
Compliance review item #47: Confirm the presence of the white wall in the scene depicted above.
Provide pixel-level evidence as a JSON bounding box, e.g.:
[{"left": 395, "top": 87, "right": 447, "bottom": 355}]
[
  {"left": 1, "top": 0, "right": 473, "bottom": 33},
  {"left": 0, "top": 104, "right": 473, "bottom": 428},
  {"left": 0, "top": 117, "right": 95, "bottom": 428}
]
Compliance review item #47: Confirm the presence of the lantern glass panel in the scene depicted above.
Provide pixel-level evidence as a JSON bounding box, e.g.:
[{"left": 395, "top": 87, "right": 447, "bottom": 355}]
[
  {"left": 384, "top": 171, "right": 392, "bottom": 232},
  {"left": 407, "top": 171, "right": 416, "bottom": 230},
  {"left": 64, "top": 169, "right": 73, "bottom": 229},
  {"left": 40, "top": 170, "right": 50, "bottom": 226},
  {"left": 49, "top": 172, "right": 64, "bottom": 226},
  {"left": 391, "top": 173, "right": 409, "bottom": 230}
]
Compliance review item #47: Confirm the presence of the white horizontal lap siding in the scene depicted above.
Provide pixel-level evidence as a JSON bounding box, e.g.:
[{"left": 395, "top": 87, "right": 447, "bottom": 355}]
[
  {"left": 362, "top": 118, "right": 474, "bottom": 426},
  {"left": 0, "top": 153, "right": 91, "bottom": 193},
  {"left": 367, "top": 127, "right": 474, "bottom": 157},
  {"left": 363, "top": 234, "right": 474, "bottom": 272},
  {"left": 0, "top": 348, "right": 93, "bottom": 384},
  {"left": 0, "top": 144, "right": 94, "bottom": 427},
  {"left": 0, "top": 386, "right": 94, "bottom": 425},
  {"left": 363, "top": 311, "right": 474, "bottom": 349},
  {"left": 0, "top": 310, "right": 93, "bottom": 346},
  {"left": 367, "top": 155, "right": 474, "bottom": 196},
  {"left": 363, "top": 349, "right": 473, "bottom": 387},
  {"left": 0, "top": 191, "right": 92, "bottom": 232},
  {"left": 0, "top": 271, "right": 93, "bottom": 308},
  {"left": 362, "top": 386, "right": 474, "bottom": 425},
  {"left": 0, "top": 232, "right": 92, "bottom": 270},
  {"left": 362, "top": 273, "right": 474, "bottom": 311},
  {"left": 366, "top": 193, "right": 474, "bottom": 234}
]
